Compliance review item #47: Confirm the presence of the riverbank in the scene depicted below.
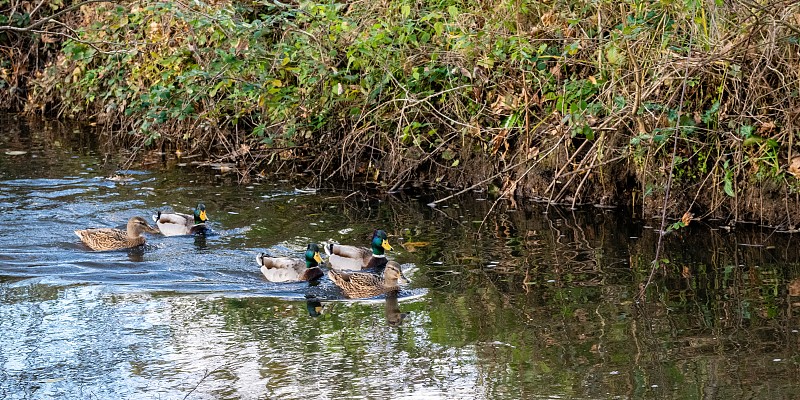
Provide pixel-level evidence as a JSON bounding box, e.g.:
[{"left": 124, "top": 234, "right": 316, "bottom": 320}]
[{"left": 3, "top": 0, "right": 800, "bottom": 227}]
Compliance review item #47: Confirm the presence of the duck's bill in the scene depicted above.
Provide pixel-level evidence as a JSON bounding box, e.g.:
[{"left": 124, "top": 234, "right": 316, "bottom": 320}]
[
  {"left": 199, "top": 210, "right": 208, "bottom": 221},
  {"left": 314, "top": 252, "right": 322, "bottom": 263},
  {"left": 382, "top": 240, "right": 393, "bottom": 251}
]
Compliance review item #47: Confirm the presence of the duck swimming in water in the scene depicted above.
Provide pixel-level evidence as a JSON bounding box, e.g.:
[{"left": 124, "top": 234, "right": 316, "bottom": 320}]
[
  {"left": 153, "top": 203, "right": 208, "bottom": 236},
  {"left": 75, "top": 216, "right": 160, "bottom": 251},
  {"left": 328, "top": 261, "right": 408, "bottom": 299},
  {"left": 325, "top": 229, "right": 393, "bottom": 271},
  {"left": 257, "top": 243, "right": 325, "bottom": 282}
]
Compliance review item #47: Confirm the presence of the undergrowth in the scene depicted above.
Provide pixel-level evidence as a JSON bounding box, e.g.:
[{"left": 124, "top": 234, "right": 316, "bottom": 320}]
[{"left": 2, "top": 0, "right": 800, "bottom": 226}]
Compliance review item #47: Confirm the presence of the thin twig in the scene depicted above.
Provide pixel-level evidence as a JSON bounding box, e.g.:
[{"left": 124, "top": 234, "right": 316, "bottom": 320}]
[{"left": 637, "top": 49, "right": 694, "bottom": 302}]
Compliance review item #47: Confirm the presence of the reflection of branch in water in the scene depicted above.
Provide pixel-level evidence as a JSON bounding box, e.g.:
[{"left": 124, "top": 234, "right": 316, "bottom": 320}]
[
  {"left": 385, "top": 292, "right": 406, "bottom": 326},
  {"left": 182, "top": 366, "right": 227, "bottom": 400}
]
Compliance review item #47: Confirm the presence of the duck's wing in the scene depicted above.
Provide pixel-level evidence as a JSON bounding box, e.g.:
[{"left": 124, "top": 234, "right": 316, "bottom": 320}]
[
  {"left": 327, "top": 244, "right": 371, "bottom": 260},
  {"left": 155, "top": 212, "right": 193, "bottom": 236},
  {"left": 345, "top": 271, "right": 382, "bottom": 287},
  {"left": 328, "top": 269, "right": 386, "bottom": 298},
  {"left": 328, "top": 254, "right": 370, "bottom": 271},
  {"left": 257, "top": 254, "right": 305, "bottom": 282},
  {"left": 75, "top": 228, "right": 136, "bottom": 251},
  {"left": 327, "top": 268, "right": 349, "bottom": 282}
]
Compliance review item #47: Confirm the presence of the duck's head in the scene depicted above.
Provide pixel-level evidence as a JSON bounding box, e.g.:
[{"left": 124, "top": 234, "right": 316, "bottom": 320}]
[
  {"left": 371, "top": 229, "right": 393, "bottom": 255},
  {"left": 194, "top": 203, "right": 208, "bottom": 224},
  {"left": 384, "top": 261, "right": 409, "bottom": 285},
  {"left": 127, "top": 216, "right": 160, "bottom": 236},
  {"left": 305, "top": 243, "right": 323, "bottom": 268}
]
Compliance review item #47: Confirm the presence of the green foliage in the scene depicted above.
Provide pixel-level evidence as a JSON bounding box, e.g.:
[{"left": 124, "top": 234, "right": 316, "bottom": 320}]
[
  {"left": 544, "top": 78, "right": 603, "bottom": 140},
  {"left": 7, "top": 0, "right": 798, "bottom": 223},
  {"left": 722, "top": 160, "right": 735, "bottom": 197}
]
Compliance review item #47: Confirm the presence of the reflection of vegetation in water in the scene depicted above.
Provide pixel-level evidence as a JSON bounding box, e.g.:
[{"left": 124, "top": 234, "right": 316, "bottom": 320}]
[
  {"left": 2, "top": 120, "right": 800, "bottom": 398},
  {"left": 323, "top": 194, "right": 800, "bottom": 398}
]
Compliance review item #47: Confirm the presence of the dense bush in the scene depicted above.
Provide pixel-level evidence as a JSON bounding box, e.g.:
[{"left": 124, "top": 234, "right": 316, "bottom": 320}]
[{"left": 4, "top": 0, "right": 800, "bottom": 225}]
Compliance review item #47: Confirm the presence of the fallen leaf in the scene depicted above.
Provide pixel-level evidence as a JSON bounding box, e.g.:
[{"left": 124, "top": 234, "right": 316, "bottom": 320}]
[
  {"left": 788, "top": 156, "right": 800, "bottom": 176},
  {"left": 789, "top": 278, "right": 800, "bottom": 297}
]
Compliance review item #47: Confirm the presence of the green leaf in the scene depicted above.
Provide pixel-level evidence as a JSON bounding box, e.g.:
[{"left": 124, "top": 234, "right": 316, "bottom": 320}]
[
  {"left": 441, "top": 149, "right": 456, "bottom": 160},
  {"left": 742, "top": 136, "right": 763, "bottom": 146},
  {"left": 739, "top": 125, "right": 754, "bottom": 138},
  {"left": 401, "top": 4, "right": 411, "bottom": 18},
  {"left": 723, "top": 170, "right": 735, "bottom": 197},
  {"left": 582, "top": 126, "right": 595, "bottom": 140},
  {"left": 605, "top": 44, "right": 623, "bottom": 65},
  {"left": 448, "top": 5, "right": 459, "bottom": 20},
  {"left": 434, "top": 21, "right": 444, "bottom": 36}
]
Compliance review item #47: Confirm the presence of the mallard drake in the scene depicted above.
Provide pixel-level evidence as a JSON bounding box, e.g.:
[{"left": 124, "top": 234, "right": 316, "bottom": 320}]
[
  {"left": 328, "top": 261, "right": 409, "bottom": 299},
  {"left": 154, "top": 203, "right": 208, "bottom": 236},
  {"left": 75, "top": 216, "right": 160, "bottom": 251},
  {"left": 256, "top": 243, "right": 325, "bottom": 282},
  {"left": 325, "top": 229, "right": 393, "bottom": 271}
]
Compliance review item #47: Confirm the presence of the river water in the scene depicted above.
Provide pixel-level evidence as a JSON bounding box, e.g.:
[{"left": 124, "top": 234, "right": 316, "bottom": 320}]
[{"left": 1, "top": 114, "right": 800, "bottom": 399}]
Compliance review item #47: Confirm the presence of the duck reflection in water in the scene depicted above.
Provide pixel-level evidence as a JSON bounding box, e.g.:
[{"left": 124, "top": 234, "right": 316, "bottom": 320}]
[
  {"left": 193, "top": 234, "right": 208, "bottom": 250},
  {"left": 303, "top": 294, "right": 406, "bottom": 325},
  {"left": 384, "top": 292, "right": 407, "bottom": 326},
  {"left": 306, "top": 297, "right": 325, "bottom": 317}
]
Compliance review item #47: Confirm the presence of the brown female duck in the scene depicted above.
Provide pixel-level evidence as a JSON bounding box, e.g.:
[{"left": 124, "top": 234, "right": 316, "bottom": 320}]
[
  {"left": 75, "top": 216, "right": 160, "bottom": 251},
  {"left": 328, "top": 261, "right": 409, "bottom": 299}
]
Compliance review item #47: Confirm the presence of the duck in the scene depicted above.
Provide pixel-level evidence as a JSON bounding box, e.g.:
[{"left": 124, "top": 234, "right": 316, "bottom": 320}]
[
  {"left": 75, "top": 216, "right": 160, "bottom": 251},
  {"left": 328, "top": 261, "right": 409, "bottom": 299},
  {"left": 325, "top": 229, "right": 393, "bottom": 271},
  {"left": 384, "top": 292, "right": 407, "bottom": 326},
  {"left": 257, "top": 243, "right": 325, "bottom": 282},
  {"left": 153, "top": 203, "right": 208, "bottom": 236}
]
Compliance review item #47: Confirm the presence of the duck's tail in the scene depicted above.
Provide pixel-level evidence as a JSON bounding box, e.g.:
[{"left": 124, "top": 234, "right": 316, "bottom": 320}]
[{"left": 324, "top": 242, "right": 335, "bottom": 256}]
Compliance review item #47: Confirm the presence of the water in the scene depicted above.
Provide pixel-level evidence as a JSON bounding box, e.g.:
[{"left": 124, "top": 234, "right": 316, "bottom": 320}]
[{"left": 2, "top": 114, "right": 800, "bottom": 399}]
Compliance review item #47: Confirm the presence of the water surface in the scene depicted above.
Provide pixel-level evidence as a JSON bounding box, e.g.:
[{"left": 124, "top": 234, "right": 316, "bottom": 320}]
[{"left": 2, "top": 114, "right": 800, "bottom": 399}]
